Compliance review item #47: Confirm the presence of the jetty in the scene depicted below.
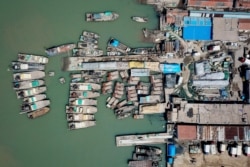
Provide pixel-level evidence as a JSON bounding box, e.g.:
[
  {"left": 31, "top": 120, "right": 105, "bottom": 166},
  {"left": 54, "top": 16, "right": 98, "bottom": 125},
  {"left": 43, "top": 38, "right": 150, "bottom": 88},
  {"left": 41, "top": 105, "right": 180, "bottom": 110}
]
[{"left": 116, "top": 133, "right": 172, "bottom": 147}]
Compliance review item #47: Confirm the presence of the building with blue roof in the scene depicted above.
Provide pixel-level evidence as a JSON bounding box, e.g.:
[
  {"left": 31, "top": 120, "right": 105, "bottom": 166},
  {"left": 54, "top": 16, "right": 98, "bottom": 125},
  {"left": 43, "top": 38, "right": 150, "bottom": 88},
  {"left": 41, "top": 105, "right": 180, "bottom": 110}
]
[{"left": 183, "top": 17, "right": 212, "bottom": 40}]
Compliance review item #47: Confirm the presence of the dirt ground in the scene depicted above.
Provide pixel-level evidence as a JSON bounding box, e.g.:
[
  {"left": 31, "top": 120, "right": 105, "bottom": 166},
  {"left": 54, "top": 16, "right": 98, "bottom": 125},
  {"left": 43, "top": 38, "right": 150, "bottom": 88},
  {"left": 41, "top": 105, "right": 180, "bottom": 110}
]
[{"left": 173, "top": 152, "right": 250, "bottom": 167}]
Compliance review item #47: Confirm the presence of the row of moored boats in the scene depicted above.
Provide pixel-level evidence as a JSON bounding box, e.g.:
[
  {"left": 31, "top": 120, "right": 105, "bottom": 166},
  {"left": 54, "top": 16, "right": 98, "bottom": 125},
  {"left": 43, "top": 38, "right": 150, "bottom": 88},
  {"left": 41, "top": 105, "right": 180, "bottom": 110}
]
[{"left": 12, "top": 54, "right": 50, "bottom": 119}]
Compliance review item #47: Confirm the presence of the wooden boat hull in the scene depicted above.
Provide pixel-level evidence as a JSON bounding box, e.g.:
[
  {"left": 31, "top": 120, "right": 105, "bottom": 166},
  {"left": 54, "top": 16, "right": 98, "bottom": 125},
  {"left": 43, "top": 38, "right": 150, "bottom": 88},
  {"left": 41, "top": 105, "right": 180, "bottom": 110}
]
[
  {"left": 11, "top": 62, "right": 45, "bottom": 71},
  {"left": 68, "top": 121, "right": 96, "bottom": 130},
  {"left": 70, "top": 91, "right": 100, "bottom": 98},
  {"left": 13, "top": 71, "right": 45, "bottom": 82},
  {"left": 67, "top": 114, "right": 95, "bottom": 121},
  {"left": 45, "top": 43, "right": 76, "bottom": 56},
  {"left": 27, "top": 107, "right": 50, "bottom": 119},
  {"left": 16, "top": 86, "right": 47, "bottom": 99},
  {"left": 82, "top": 31, "right": 100, "bottom": 39},
  {"left": 18, "top": 53, "right": 48, "bottom": 64},
  {"left": 69, "top": 98, "right": 97, "bottom": 106},
  {"left": 66, "top": 105, "right": 97, "bottom": 114},
  {"left": 13, "top": 80, "right": 44, "bottom": 90},
  {"left": 23, "top": 94, "right": 47, "bottom": 103},
  {"left": 70, "top": 83, "right": 101, "bottom": 91},
  {"left": 20, "top": 100, "right": 50, "bottom": 114}
]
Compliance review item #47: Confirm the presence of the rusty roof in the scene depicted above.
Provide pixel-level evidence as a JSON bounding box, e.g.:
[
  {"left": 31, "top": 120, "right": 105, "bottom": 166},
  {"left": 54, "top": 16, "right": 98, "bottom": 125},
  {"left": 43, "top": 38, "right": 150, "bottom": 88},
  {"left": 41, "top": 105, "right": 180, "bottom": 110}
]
[
  {"left": 188, "top": 0, "right": 233, "bottom": 8},
  {"left": 238, "top": 19, "right": 250, "bottom": 30},
  {"left": 236, "top": 0, "right": 250, "bottom": 8},
  {"left": 166, "top": 9, "right": 188, "bottom": 25},
  {"left": 225, "top": 126, "right": 245, "bottom": 140},
  {"left": 177, "top": 125, "right": 197, "bottom": 140}
]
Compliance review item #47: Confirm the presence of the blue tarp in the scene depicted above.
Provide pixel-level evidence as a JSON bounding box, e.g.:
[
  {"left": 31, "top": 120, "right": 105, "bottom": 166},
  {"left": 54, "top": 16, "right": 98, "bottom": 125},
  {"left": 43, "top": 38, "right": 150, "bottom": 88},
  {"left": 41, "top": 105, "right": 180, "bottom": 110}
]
[
  {"left": 160, "top": 63, "right": 181, "bottom": 74},
  {"left": 167, "top": 144, "right": 176, "bottom": 157},
  {"left": 93, "top": 14, "right": 101, "bottom": 19},
  {"left": 110, "top": 39, "right": 119, "bottom": 47},
  {"left": 183, "top": 17, "right": 212, "bottom": 40}
]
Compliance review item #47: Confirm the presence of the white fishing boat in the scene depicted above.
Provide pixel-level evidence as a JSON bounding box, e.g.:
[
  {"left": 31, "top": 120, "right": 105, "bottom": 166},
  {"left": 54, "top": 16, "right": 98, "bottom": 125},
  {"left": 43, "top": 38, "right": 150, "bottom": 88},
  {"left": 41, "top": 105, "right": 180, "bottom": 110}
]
[
  {"left": 18, "top": 53, "right": 48, "bottom": 64},
  {"left": 79, "top": 35, "right": 98, "bottom": 44},
  {"left": 27, "top": 107, "right": 50, "bottom": 119},
  {"left": 20, "top": 100, "right": 50, "bottom": 114},
  {"left": 16, "top": 86, "right": 47, "bottom": 99},
  {"left": 77, "top": 42, "right": 98, "bottom": 49},
  {"left": 67, "top": 114, "right": 95, "bottom": 121},
  {"left": 13, "top": 71, "right": 45, "bottom": 82},
  {"left": 66, "top": 105, "right": 97, "bottom": 114},
  {"left": 131, "top": 16, "right": 148, "bottom": 23},
  {"left": 70, "top": 91, "right": 100, "bottom": 98},
  {"left": 82, "top": 31, "right": 100, "bottom": 39},
  {"left": 13, "top": 80, "right": 44, "bottom": 90},
  {"left": 23, "top": 94, "right": 47, "bottom": 103},
  {"left": 69, "top": 98, "right": 97, "bottom": 106},
  {"left": 11, "top": 62, "right": 45, "bottom": 71},
  {"left": 68, "top": 121, "right": 96, "bottom": 130},
  {"left": 70, "top": 83, "right": 101, "bottom": 91},
  {"left": 86, "top": 11, "right": 119, "bottom": 22}
]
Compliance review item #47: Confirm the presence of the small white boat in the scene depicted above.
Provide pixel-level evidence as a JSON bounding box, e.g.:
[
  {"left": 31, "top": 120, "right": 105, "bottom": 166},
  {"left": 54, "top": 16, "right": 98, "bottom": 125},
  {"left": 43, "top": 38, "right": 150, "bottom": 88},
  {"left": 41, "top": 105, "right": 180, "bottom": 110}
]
[
  {"left": 13, "top": 80, "right": 44, "bottom": 90},
  {"left": 27, "top": 107, "right": 50, "bottom": 119},
  {"left": 67, "top": 114, "right": 95, "bottom": 121},
  {"left": 13, "top": 71, "right": 45, "bottom": 82},
  {"left": 20, "top": 100, "right": 50, "bottom": 114},
  {"left": 11, "top": 62, "right": 45, "bottom": 71},
  {"left": 70, "top": 83, "right": 101, "bottom": 91},
  {"left": 82, "top": 31, "right": 100, "bottom": 39},
  {"left": 70, "top": 91, "right": 100, "bottom": 98},
  {"left": 59, "top": 77, "right": 66, "bottom": 84},
  {"left": 131, "top": 17, "right": 148, "bottom": 23},
  {"left": 66, "top": 105, "right": 97, "bottom": 114},
  {"left": 69, "top": 98, "right": 97, "bottom": 106},
  {"left": 23, "top": 94, "right": 47, "bottom": 103},
  {"left": 68, "top": 121, "right": 96, "bottom": 130},
  {"left": 16, "top": 86, "right": 47, "bottom": 99},
  {"left": 18, "top": 53, "right": 49, "bottom": 64}
]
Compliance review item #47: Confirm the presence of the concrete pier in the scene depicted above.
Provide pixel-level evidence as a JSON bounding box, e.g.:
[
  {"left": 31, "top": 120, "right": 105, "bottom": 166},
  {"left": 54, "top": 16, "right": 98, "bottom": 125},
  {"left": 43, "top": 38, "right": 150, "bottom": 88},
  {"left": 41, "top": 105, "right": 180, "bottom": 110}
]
[{"left": 116, "top": 133, "right": 172, "bottom": 147}]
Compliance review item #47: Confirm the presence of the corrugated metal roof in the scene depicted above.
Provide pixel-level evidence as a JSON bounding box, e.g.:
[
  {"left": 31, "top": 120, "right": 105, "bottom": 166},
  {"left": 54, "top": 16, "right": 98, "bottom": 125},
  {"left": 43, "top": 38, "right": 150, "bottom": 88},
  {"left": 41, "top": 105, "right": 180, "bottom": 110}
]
[
  {"left": 197, "top": 125, "right": 225, "bottom": 141},
  {"left": 130, "top": 68, "right": 150, "bottom": 77},
  {"left": 183, "top": 17, "right": 212, "bottom": 40},
  {"left": 188, "top": 0, "right": 233, "bottom": 8},
  {"left": 177, "top": 125, "right": 197, "bottom": 140},
  {"left": 213, "top": 18, "right": 238, "bottom": 41}
]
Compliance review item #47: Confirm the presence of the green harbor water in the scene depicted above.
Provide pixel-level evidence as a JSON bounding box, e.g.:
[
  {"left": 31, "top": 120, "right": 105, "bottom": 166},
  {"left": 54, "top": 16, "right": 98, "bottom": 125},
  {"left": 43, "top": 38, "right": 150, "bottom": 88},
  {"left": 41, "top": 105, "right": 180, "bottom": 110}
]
[{"left": 0, "top": 0, "right": 167, "bottom": 167}]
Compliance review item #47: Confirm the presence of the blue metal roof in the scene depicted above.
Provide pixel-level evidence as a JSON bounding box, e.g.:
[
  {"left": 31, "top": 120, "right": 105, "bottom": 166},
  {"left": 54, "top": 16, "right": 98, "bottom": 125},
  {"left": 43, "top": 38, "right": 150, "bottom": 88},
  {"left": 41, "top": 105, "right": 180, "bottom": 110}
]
[{"left": 183, "top": 17, "right": 212, "bottom": 40}]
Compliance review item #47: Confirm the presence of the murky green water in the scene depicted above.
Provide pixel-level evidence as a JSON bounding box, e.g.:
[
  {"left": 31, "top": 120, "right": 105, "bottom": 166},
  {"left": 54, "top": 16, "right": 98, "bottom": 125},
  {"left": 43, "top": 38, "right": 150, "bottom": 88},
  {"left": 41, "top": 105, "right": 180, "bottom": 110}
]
[{"left": 0, "top": 0, "right": 166, "bottom": 167}]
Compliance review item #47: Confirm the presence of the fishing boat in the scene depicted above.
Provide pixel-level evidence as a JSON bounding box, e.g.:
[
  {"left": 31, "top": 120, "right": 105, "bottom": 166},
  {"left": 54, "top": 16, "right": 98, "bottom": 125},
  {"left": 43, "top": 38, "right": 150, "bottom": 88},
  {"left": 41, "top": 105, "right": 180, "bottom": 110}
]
[
  {"left": 84, "top": 77, "right": 104, "bottom": 83},
  {"left": 68, "top": 121, "right": 96, "bottom": 130},
  {"left": 79, "top": 35, "right": 98, "bottom": 44},
  {"left": 20, "top": 100, "right": 50, "bottom": 114},
  {"left": 13, "top": 79, "right": 44, "bottom": 90},
  {"left": 72, "top": 48, "right": 103, "bottom": 57},
  {"left": 11, "top": 62, "right": 45, "bottom": 72},
  {"left": 27, "top": 107, "right": 50, "bottom": 119},
  {"left": 77, "top": 42, "right": 98, "bottom": 49},
  {"left": 135, "top": 146, "right": 162, "bottom": 155},
  {"left": 45, "top": 43, "right": 76, "bottom": 56},
  {"left": 82, "top": 31, "right": 100, "bottom": 39},
  {"left": 67, "top": 113, "right": 95, "bottom": 121},
  {"left": 116, "top": 112, "right": 131, "bottom": 119},
  {"left": 16, "top": 86, "right": 47, "bottom": 99},
  {"left": 132, "top": 153, "right": 161, "bottom": 161},
  {"left": 18, "top": 53, "right": 49, "bottom": 64},
  {"left": 66, "top": 105, "right": 97, "bottom": 114},
  {"left": 69, "top": 98, "right": 97, "bottom": 106},
  {"left": 71, "top": 78, "right": 82, "bottom": 83},
  {"left": 13, "top": 71, "right": 45, "bottom": 82},
  {"left": 86, "top": 11, "right": 119, "bottom": 22},
  {"left": 130, "top": 48, "right": 151, "bottom": 55},
  {"left": 108, "top": 38, "right": 131, "bottom": 53},
  {"left": 131, "top": 16, "right": 148, "bottom": 23},
  {"left": 70, "top": 83, "right": 101, "bottom": 91},
  {"left": 70, "top": 91, "right": 100, "bottom": 98},
  {"left": 23, "top": 94, "right": 47, "bottom": 104}
]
